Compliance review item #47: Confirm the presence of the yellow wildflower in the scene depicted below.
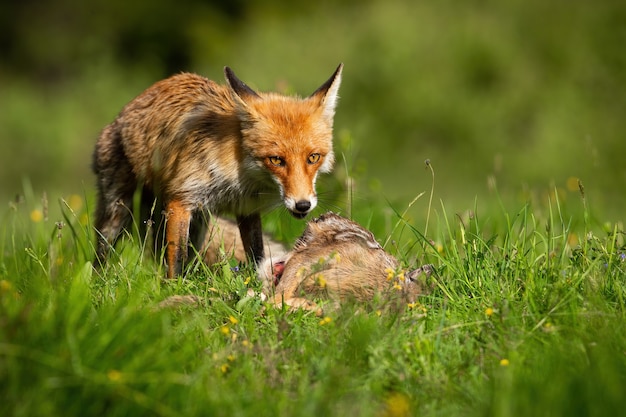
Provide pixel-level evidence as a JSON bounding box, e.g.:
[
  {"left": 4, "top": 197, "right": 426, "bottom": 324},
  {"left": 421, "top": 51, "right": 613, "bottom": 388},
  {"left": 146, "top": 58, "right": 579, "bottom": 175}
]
[
  {"left": 0, "top": 280, "right": 12, "bottom": 292},
  {"left": 485, "top": 307, "right": 494, "bottom": 317},
  {"left": 567, "top": 233, "right": 578, "bottom": 247},
  {"left": 296, "top": 266, "right": 307, "bottom": 278},
  {"left": 500, "top": 358, "right": 510, "bottom": 367},
  {"left": 566, "top": 176, "right": 579, "bottom": 192},
  {"left": 383, "top": 392, "right": 410, "bottom": 417},
  {"left": 317, "top": 275, "right": 327, "bottom": 288},
  {"left": 228, "top": 315, "right": 239, "bottom": 325},
  {"left": 385, "top": 268, "right": 395, "bottom": 281},
  {"left": 319, "top": 316, "right": 332, "bottom": 326},
  {"left": 68, "top": 194, "right": 84, "bottom": 211},
  {"left": 542, "top": 322, "right": 556, "bottom": 333},
  {"left": 107, "top": 370, "right": 123, "bottom": 381},
  {"left": 30, "top": 209, "right": 43, "bottom": 223},
  {"left": 220, "top": 325, "right": 230, "bottom": 335}
]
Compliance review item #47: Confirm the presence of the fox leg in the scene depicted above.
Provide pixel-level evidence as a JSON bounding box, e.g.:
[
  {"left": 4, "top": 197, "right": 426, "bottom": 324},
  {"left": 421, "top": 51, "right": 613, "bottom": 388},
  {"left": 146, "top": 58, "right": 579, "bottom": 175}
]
[
  {"left": 92, "top": 127, "right": 138, "bottom": 269},
  {"left": 236, "top": 212, "right": 264, "bottom": 264},
  {"left": 188, "top": 210, "right": 208, "bottom": 260},
  {"left": 93, "top": 183, "right": 135, "bottom": 269},
  {"left": 165, "top": 200, "right": 192, "bottom": 278}
]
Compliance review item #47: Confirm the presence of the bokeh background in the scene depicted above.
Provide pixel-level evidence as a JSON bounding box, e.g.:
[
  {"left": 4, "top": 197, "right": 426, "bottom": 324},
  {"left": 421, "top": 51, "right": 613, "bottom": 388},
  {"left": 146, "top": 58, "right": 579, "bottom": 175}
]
[{"left": 1, "top": 0, "right": 625, "bottom": 224}]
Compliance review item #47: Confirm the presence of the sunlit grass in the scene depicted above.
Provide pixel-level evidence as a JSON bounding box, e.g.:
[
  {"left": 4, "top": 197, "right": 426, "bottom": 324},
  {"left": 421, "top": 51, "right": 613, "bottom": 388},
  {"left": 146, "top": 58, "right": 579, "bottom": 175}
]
[{"left": 1, "top": 181, "right": 624, "bottom": 416}]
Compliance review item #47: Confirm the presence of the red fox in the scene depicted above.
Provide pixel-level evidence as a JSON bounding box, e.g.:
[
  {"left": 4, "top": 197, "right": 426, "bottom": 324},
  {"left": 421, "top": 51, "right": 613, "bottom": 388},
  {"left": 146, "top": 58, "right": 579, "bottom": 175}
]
[
  {"left": 92, "top": 65, "right": 343, "bottom": 277},
  {"left": 255, "top": 212, "right": 433, "bottom": 312}
]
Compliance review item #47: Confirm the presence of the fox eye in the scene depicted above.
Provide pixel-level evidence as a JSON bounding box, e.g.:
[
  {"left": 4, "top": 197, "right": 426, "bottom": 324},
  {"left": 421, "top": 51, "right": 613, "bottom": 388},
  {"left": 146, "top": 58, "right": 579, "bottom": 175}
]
[
  {"left": 268, "top": 156, "right": 285, "bottom": 167},
  {"left": 307, "top": 153, "right": 321, "bottom": 164}
]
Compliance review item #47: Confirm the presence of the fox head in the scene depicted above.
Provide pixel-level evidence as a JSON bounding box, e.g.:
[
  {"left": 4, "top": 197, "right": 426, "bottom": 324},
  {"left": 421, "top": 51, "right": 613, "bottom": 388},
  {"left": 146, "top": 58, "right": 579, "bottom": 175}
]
[{"left": 225, "top": 64, "right": 343, "bottom": 218}]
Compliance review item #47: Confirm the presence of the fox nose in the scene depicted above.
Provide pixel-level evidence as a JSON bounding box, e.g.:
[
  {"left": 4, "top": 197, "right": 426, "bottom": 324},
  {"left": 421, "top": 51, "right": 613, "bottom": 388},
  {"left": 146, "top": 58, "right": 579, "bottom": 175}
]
[
  {"left": 287, "top": 198, "right": 315, "bottom": 219},
  {"left": 294, "top": 200, "right": 311, "bottom": 213}
]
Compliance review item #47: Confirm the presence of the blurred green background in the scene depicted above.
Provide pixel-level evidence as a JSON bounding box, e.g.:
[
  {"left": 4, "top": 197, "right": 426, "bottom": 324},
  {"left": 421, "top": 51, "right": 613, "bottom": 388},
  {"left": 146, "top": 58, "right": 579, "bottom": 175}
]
[{"left": 1, "top": 0, "right": 625, "bottom": 223}]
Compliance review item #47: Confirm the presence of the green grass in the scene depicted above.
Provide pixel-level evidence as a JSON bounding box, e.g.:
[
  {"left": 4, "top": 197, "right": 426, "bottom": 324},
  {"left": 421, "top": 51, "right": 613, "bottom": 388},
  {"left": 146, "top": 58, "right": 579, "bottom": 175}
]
[
  {"left": 1, "top": 182, "right": 625, "bottom": 417},
  {"left": 3, "top": 2, "right": 625, "bottom": 413}
]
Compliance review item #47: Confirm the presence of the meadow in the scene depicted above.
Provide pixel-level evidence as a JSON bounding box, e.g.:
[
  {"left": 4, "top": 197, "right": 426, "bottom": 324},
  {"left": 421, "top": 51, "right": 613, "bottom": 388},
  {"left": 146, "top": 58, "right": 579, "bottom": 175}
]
[
  {"left": 1, "top": 0, "right": 625, "bottom": 415},
  {"left": 1, "top": 172, "right": 625, "bottom": 416}
]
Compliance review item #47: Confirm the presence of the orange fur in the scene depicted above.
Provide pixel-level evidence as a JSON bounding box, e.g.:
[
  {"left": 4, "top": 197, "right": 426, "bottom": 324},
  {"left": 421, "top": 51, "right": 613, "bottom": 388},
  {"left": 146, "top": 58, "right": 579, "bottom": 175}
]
[{"left": 92, "top": 65, "right": 343, "bottom": 277}]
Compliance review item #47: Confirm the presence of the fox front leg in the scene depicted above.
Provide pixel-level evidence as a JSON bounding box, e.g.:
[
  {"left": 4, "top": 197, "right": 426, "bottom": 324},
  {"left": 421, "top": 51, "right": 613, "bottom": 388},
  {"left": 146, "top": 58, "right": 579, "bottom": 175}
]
[
  {"left": 165, "top": 200, "right": 192, "bottom": 278},
  {"left": 236, "top": 212, "right": 264, "bottom": 264}
]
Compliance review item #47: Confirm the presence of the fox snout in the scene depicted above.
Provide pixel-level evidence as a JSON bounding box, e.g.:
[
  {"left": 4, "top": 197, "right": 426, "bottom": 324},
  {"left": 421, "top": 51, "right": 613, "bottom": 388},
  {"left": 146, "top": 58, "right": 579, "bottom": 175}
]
[
  {"left": 276, "top": 157, "right": 326, "bottom": 219},
  {"left": 285, "top": 195, "right": 316, "bottom": 219}
]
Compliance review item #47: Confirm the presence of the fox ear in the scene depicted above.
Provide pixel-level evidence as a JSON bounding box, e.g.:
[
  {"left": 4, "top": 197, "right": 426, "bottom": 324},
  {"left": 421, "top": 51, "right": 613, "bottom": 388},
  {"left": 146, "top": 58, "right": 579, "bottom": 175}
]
[
  {"left": 224, "top": 67, "right": 262, "bottom": 104},
  {"left": 309, "top": 63, "right": 343, "bottom": 121}
]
